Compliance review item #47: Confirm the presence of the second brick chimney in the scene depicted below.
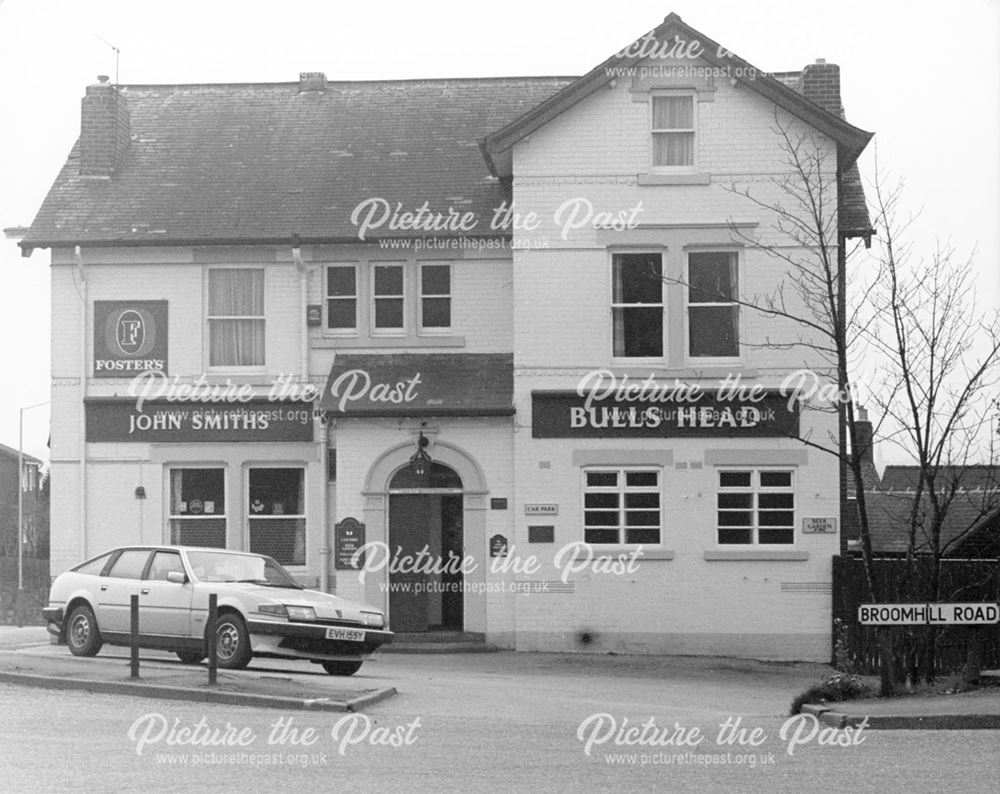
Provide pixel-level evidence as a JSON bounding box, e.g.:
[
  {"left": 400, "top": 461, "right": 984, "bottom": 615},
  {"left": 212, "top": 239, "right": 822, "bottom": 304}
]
[
  {"left": 801, "top": 58, "right": 842, "bottom": 117},
  {"left": 80, "top": 75, "right": 130, "bottom": 177}
]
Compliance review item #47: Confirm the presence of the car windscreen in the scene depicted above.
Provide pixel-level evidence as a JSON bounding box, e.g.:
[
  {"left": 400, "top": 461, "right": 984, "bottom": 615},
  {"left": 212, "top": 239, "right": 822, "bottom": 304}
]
[{"left": 185, "top": 551, "right": 302, "bottom": 588}]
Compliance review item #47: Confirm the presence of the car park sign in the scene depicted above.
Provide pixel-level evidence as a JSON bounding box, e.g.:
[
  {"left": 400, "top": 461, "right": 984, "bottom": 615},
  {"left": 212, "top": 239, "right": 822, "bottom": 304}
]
[{"left": 858, "top": 602, "right": 1000, "bottom": 625}]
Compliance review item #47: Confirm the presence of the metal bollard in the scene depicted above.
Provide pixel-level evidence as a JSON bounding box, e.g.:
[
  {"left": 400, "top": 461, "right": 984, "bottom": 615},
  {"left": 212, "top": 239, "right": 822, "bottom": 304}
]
[
  {"left": 129, "top": 594, "right": 140, "bottom": 679},
  {"left": 207, "top": 593, "right": 218, "bottom": 686}
]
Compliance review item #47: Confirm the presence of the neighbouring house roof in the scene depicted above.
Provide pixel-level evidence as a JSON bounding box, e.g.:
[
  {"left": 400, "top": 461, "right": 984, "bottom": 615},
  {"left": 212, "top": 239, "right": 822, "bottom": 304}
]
[
  {"left": 879, "top": 465, "right": 1000, "bottom": 492},
  {"left": 20, "top": 77, "right": 572, "bottom": 250},
  {"left": 857, "top": 488, "right": 1000, "bottom": 556},
  {"left": 0, "top": 442, "right": 42, "bottom": 466}
]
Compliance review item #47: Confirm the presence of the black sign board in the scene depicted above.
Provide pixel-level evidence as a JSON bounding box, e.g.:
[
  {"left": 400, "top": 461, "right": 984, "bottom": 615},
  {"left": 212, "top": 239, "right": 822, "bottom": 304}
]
[
  {"left": 490, "top": 498, "right": 508, "bottom": 510},
  {"left": 85, "top": 399, "right": 314, "bottom": 443},
  {"left": 335, "top": 518, "right": 366, "bottom": 570},
  {"left": 531, "top": 391, "right": 799, "bottom": 438},
  {"left": 94, "top": 301, "right": 169, "bottom": 377},
  {"left": 489, "top": 534, "right": 508, "bottom": 558},
  {"left": 528, "top": 526, "right": 555, "bottom": 544}
]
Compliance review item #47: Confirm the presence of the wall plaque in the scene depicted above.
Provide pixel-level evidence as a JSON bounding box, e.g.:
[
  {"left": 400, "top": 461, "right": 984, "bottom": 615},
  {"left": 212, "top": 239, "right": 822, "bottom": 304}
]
[
  {"left": 335, "top": 517, "right": 366, "bottom": 570},
  {"left": 489, "top": 534, "right": 509, "bottom": 558}
]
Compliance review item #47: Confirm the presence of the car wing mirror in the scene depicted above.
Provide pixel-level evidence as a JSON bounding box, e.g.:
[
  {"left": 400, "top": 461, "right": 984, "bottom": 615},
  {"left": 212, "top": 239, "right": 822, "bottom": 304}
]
[{"left": 166, "top": 571, "right": 188, "bottom": 584}]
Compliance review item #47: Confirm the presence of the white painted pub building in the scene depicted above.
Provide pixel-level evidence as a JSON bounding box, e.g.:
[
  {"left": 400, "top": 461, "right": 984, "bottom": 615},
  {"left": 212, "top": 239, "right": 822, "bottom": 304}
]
[{"left": 22, "top": 13, "right": 872, "bottom": 660}]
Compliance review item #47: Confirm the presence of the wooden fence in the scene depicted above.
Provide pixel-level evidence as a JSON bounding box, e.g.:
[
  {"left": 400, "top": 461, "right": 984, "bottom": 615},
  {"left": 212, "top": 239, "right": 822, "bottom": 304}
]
[
  {"left": 832, "top": 555, "right": 1000, "bottom": 675},
  {"left": 0, "top": 556, "right": 50, "bottom": 624}
]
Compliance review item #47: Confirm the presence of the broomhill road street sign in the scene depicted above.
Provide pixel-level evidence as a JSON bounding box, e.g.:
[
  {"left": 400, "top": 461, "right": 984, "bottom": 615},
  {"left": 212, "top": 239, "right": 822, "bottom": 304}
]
[{"left": 858, "top": 603, "right": 1000, "bottom": 626}]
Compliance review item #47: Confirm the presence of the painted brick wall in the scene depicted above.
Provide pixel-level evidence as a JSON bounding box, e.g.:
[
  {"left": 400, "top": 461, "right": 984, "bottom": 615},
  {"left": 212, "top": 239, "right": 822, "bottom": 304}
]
[{"left": 505, "top": 58, "right": 845, "bottom": 661}]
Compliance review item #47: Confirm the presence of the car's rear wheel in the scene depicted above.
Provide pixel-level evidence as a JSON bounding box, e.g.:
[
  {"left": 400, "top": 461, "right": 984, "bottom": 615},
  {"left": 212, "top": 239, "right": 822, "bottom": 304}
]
[
  {"left": 321, "top": 660, "right": 363, "bottom": 676},
  {"left": 213, "top": 613, "right": 252, "bottom": 669},
  {"left": 176, "top": 651, "right": 204, "bottom": 665},
  {"left": 66, "top": 604, "right": 102, "bottom": 657}
]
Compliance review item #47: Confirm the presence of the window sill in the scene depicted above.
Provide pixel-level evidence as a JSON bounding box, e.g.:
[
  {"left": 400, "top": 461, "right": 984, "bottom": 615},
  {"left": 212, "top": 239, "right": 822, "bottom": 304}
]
[
  {"left": 574, "top": 548, "right": 674, "bottom": 561},
  {"left": 703, "top": 550, "right": 808, "bottom": 561},
  {"left": 638, "top": 173, "right": 711, "bottom": 186},
  {"left": 313, "top": 335, "right": 466, "bottom": 349}
]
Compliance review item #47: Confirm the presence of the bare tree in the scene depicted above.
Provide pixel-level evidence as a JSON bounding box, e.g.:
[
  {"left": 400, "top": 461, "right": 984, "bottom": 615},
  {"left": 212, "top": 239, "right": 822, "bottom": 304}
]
[
  {"left": 671, "top": 112, "right": 1000, "bottom": 694},
  {"left": 862, "top": 180, "right": 1000, "bottom": 683}
]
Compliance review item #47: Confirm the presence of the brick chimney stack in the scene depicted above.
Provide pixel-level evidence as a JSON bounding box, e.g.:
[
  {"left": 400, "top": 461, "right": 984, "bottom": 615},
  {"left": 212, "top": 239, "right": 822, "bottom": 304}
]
[
  {"left": 80, "top": 75, "right": 130, "bottom": 177},
  {"left": 801, "top": 58, "right": 842, "bottom": 117},
  {"left": 853, "top": 406, "right": 881, "bottom": 489}
]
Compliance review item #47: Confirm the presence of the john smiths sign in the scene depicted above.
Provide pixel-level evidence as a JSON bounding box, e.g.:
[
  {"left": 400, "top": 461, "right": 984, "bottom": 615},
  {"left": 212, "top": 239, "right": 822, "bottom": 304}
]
[
  {"left": 531, "top": 391, "right": 798, "bottom": 438},
  {"left": 94, "top": 301, "right": 168, "bottom": 377},
  {"left": 86, "top": 400, "right": 313, "bottom": 443}
]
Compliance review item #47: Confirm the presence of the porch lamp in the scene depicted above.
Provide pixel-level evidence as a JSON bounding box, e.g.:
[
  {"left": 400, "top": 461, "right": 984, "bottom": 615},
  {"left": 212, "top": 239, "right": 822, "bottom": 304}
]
[{"left": 409, "top": 432, "right": 432, "bottom": 479}]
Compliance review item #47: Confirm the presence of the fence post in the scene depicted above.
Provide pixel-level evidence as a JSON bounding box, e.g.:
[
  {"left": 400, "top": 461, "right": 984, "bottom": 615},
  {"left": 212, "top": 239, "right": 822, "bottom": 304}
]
[
  {"left": 207, "top": 593, "right": 218, "bottom": 686},
  {"left": 129, "top": 594, "right": 140, "bottom": 680}
]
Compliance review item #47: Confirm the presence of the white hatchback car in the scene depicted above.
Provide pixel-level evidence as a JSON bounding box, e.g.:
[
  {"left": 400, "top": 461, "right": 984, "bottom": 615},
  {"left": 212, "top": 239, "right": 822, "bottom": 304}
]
[{"left": 42, "top": 545, "right": 392, "bottom": 676}]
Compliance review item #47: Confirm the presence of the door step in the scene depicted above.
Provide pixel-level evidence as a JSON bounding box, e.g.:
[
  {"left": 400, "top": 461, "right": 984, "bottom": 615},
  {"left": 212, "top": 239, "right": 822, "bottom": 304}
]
[{"left": 381, "top": 630, "right": 498, "bottom": 654}]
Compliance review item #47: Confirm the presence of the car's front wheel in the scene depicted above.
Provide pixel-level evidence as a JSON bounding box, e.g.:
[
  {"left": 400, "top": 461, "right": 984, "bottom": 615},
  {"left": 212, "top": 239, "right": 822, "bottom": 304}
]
[
  {"left": 321, "top": 660, "right": 362, "bottom": 676},
  {"left": 66, "top": 604, "right": 103, "bottom": 657},
  {"left": 213, "top": 613, "right": 252, "bottom": 669},
  {"left": 176, "top": 651, "right": 204, "bottom": 665}
]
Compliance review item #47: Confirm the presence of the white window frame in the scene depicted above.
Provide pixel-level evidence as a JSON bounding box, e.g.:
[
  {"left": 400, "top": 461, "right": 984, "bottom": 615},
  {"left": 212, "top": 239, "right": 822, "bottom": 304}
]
[
  {"left": 685, "top": 249, "right": 742, "bottom": 364},
  {"left": 716, "top": 468, "right": 796, "bottom": 547},
  {"left": 168, "top": 466, "right": 228, "bottom": 549},
  {"left": 610, "top": 251, "right": 665, "bottom": 362},
  {"left": 418, "top": 262, "right": 452, "bottom": 334},
  {"left": 650, "top": 91, "right": 697, "bottom": 172},
  {"left": 325, "top": 263, "right": 359, "bottom": 335},
  {"left": 206, "top": 266, "right": 266, "bottom": 372},
  {"left": 245, "top": 464, "right": 308, "bottom": 568},
  {"left": 370, "top": 262, "right": 407, "bottom": 336},
  {"left": 582, "top": 467, "right": 663, "bottom": 546}
]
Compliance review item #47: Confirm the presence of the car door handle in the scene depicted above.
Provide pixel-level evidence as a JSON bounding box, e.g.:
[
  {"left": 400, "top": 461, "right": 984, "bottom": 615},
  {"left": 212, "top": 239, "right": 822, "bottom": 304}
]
[
  {"left": 140, "top": 588, "right": 150, "bottom": 595},
  {"left": 100, "top": 585, "right": 108, "bottom": 591}
]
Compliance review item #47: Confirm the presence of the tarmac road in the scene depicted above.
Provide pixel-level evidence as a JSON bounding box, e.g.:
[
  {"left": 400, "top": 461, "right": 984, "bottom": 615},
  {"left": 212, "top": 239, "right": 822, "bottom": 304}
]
[{"left": 1, "top": 632, "right": 999, "bottom": 792}]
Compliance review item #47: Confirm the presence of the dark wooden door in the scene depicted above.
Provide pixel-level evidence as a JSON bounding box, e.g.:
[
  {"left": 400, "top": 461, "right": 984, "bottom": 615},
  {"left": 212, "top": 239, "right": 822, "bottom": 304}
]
[{"left": 388, "top": 495, "right": 431, "bottom": 632}]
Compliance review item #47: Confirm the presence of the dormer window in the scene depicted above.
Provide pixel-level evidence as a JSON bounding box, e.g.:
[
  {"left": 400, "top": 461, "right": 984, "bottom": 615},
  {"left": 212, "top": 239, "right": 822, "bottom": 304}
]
[{"left": 651, "top": 93, "right": 695, "bottom": 169}]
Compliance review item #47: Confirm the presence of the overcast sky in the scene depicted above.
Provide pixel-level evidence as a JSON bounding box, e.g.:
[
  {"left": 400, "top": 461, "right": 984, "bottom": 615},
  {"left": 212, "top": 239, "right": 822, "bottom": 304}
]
[{"left": 1, "top": 0, "right": 997, "bottom": 465}]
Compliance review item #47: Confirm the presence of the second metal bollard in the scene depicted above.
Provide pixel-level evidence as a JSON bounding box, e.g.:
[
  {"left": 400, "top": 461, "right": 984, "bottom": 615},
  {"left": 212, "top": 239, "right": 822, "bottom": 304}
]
[
  {"left": 207, "top": 593, "right": 218, "bottom": 686},
  {"left": 129, "top": 594, "right": 140, "bottom": 679}
]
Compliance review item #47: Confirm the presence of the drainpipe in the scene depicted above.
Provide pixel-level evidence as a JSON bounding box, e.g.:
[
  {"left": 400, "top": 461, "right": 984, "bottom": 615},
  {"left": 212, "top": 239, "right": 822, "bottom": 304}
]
[
  {"left": 319, "top": 418, "right": 330, "bottom": 593},
  {"left": 291, "top": 236, "right": 308, "bottom": 380},
  {"left": 74, "top": 246, "right": 88, "bottom": 559}
]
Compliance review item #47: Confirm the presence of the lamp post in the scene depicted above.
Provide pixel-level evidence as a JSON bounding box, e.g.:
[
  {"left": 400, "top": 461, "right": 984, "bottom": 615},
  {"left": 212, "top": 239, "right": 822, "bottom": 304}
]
[{"left": 16, "top": 400, "right": 49, "bottom": 627}]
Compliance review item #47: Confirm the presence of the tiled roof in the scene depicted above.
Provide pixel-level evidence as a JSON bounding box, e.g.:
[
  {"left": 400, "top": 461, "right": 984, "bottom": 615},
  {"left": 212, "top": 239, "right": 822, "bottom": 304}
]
[
  {"left": 879, "top": 465, "right": 1000, "bottom": 492},
  {"left": 0, "top": 442, "right": 42, "bottom": 465},
  {"left": 857, "top": 489, "right": 1000, "bottom": 555},
  {"left": 21, "top": 78, "right": 573, "bottom": 249}
]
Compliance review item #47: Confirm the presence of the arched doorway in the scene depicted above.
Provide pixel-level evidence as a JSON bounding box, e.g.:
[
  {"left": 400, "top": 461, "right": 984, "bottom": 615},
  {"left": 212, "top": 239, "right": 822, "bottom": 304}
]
[{"left": 388, "top": 462, "right": 464, "bottom": 632}]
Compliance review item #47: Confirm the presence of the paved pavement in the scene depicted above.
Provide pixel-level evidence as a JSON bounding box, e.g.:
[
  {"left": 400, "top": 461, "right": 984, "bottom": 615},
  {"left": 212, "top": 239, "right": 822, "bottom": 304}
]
[
  {"left": 0, "top": 625, "right": 395, "bottom": 712},
  {"left": 1, "top": 625, "right": 997, "bottom": 728}
]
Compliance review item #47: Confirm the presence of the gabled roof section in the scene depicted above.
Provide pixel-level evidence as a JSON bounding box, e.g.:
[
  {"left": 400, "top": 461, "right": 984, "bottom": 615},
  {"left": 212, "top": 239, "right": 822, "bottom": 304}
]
[
  {"left": 481, "top": 12, "right": 873, "bottom": 180},
  {"left": 21, "top": 77, "right": 572, "bottom": 251}
]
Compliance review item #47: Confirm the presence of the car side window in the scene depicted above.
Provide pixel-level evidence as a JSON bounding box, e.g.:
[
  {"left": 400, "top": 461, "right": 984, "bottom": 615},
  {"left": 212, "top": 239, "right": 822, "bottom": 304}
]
[
  {"left": 146, "top": 551, "right": 184, "bottom": 581},
  {"left": 73, "top": 551, "right": 116, "bottom": 576},
  {"left": 107, "top": 549, "right": 151, "bottom": 580}
]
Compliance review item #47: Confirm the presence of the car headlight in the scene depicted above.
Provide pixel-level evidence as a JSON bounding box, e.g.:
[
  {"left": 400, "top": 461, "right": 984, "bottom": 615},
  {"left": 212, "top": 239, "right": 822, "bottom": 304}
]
[
  {"left": 285, "top": 605, "right": 318, "bottom": 622},
  {"left": 257, "top": 604, "right": 317, "bottom": 621},
  {"left": 361, "top": 611, "right": 385, "bottom": 628}
]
